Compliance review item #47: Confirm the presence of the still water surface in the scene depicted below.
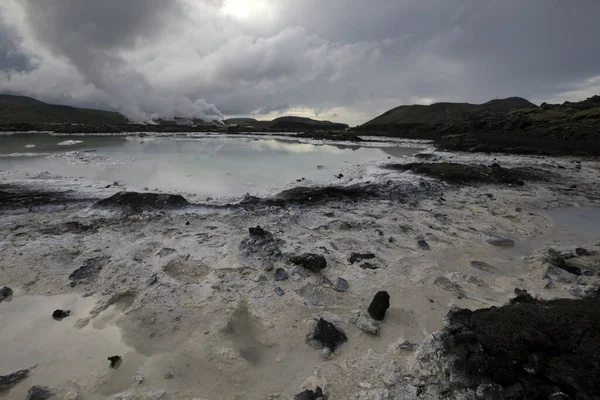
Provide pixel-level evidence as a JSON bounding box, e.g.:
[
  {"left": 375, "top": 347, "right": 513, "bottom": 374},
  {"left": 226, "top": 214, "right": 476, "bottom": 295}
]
[{"left": 0, "top": 133, "right": 418, "bottom": 197}]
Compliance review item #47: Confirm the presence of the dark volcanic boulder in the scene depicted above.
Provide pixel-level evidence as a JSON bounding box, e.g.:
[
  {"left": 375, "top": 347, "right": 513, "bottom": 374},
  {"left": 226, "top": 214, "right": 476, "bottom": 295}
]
[
  {"left": 25, "top": 386, "right": 55, "bottom": 400},
  {"left": 415, "top": 295, "right": 600, "bottom": 400},
  {"left": 108, "top": 355, "right": 122, "bottom": 368},
  {"left": 348, "top": 252, "right": 375, "bottom": 264},
  {"left": 69, "top": 257, "right": 109, "bottom": 286},
  {"left": 52, "top": 309, "right": 70, "bottom": 320},
  {"left": 239, "top": 226, "right": 283, "bottom": 271},
  {"left": 94, "top": 191, "right": 189, "bottom": 211},
  {"left": 290, "top": 253, "right": 327, "bottom": 272},
  {"left": 294, "top": 386, "right": 326, "bottom": 400},
  {"left": 384, "top": 162, "right": 549, "bottom": 186},
  {"left": 309, "top": 318, "right": 347, "bottom": 352},
  {"left": 0, "top": 369, "right": 30, "bottom": 391},
  {"left": 0, "top": 286, "right": 13, "bottom": 302},
  {"left": 368, "top": 291, "right": 390, "bottom": 321}
]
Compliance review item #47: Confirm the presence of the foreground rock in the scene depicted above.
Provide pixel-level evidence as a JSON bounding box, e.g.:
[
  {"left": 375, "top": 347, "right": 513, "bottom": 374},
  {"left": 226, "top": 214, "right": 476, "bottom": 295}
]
[
  {"left": 290, "top": 254, "right": 327, "bottom": 272},
  {"left": 52, "top": 309, "right": 70, "bottom": 320},
  {"left": 294, "top": 386, "right": 326, "bottom": 400},
  {"left": 367, "top": 291, "right": 390, "bottom": 321},
  {"left": 239, "top": 226, "right": 283, "bottom": 271},
  {"left": 307, "top": 318, "right": 348, "bottom": 353},
  {"left": 384, "top": 162, "right": 549, "bottom": 185},
  {"left": 0, "top": 369, "right": 29, "bottom": 392},
  {"left": 94, "top": 191, "right": 189, "bottom": 211},
  {"left": 413, "top": 295, "right": 600, "bottom": 399},
  {"left": 108, "top": 355, "right": 122, "bottom": 368},
  {"left": 239, "top": 179, "right": 442, "bottom": 208},
  {"left": 25, "top": 386, "right": 55, "bottom": 400},
  {"left": 0, "top": 286, "right": 13, "bottom": 302},
  {"left": 69, "top": 257, "right": 110, "bottom": 286}
]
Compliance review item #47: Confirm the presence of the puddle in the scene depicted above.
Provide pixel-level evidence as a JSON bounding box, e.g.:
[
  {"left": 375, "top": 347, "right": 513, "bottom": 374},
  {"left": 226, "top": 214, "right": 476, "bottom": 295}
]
[
  {"left": 0, "top": 293, "right": 146, "bottom": 400},
  {"left": 224, "top": 304, "right": 272, "bottom": 366},
  {"left": 542, "top": 207, "right": 600, "bottom": 243}
]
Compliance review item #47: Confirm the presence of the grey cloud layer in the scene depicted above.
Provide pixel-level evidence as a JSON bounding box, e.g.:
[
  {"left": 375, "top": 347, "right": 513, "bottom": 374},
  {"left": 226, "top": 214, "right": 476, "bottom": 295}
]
[{"left": 1, "top": 0, "right": 599, "bottom": 124}]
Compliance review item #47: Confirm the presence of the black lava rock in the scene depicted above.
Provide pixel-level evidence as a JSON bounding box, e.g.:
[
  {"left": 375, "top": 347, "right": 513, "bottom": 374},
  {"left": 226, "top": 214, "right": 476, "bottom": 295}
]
[
  {"left": 417, "top": 238, "right": 431, "bottom": 250},
  {"left": 368, "top": 291, "right": 390, "bottom": 321},
  {"left": 510, "top": 288, "right": 535, "bottom": 304},
  {"left": 0, "top": 286, "right": 13, "bottom": 302},
  {"left": 575, "top": 247, "right": 591, "bottom": 256},
  {"left": 334, "top": 277, "right": 349, "bottom": 292},
  {"left": 290, "top": 254, "right": 327, "bottom": 272},
  {"left": 275, "top": 287, "right": 285, "bottom": 296},
  {"left": 69, "top": 256, "right": 110, "bottom": 286},
  {"left": 348, "top": 252, "right": 375, "bottom": 264},
  {"left": 433, "top": 295, "right": 600, "bottom": 400},
  {"left": 275, "top": 268, "right": 289, "bottom": 281},
  {"left": 108, "top": 355, "right": 122, "bottom": 368},
  {"left": 94, "top": 191, "right": 189, "bottom": 211},
  {"left": 0, "top": 369, "right": 30, "bottom": 391},
  {"left": 294, "top": 386, "right": 325, "bottom": 400},
  {"left": 25, "top": 386, "right": 55, "bottom": 400},
  {"left": 311, "top": 318, "right": 347, "bottom": 352},
  {"left": 248, "top": 226, "right": 268, "bottom": 237},
  {"left": 360, "top": 263, "right": 379, "bottom": 270},
  {"left": 52, "top": 309, "right": 70, "bottom": 320}
]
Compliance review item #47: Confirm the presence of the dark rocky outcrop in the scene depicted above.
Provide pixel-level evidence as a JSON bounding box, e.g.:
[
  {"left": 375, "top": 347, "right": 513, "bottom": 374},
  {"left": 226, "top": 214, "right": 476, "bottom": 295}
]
[
  {"left": 0, "top": 286, "right": 13, "bottom": 302},
  {"left": 308, "top": 318, "right": 347, "bottom": 352},
  {"left": 487, "top": 237, "right": 516, "bottom": 247},
  {"left": 275, "top": 268, "right": 289, "bottom": 281},
  {"left": 94, "top": 191, "right": 189, "bottom": 211},
  {"left": 415, "top": 295, "right": 600, "bottom": 400},
  {"left": 359, "top": 262, "right": 379, "bottom": 270},
  {"left": 25, "top": 386, "right": 55, "bottom": 400},
  {"left": 239, "top": 179, "right": 442, "bottom": 208},
  {"left": 356, "top": 96, "right": 600, "bottom": 156},
  {"left": 471, "top": 261, "right": 499, "bottom": 273},
  {"left": 417, "top": 238, "right": 431, "bottom": 250},
  {"left": 239, "top": 226, "right": 283, "bottom": 271},
  {"left": 384, "top": 163, "right": 549, "bottom": 186},
  {"left": 108, "top": 355, "right": 122, "bottom": 368},
  {"left": 348, "top": 253, "right": 375, "bottom": 264},
  {"left": 69, "top": 256, "right": 110, "bottom": 286},
  {"left": 52, "top": 310, "right": 70, "bottom": 320},
  {"left": 368, "top": 291, "right": 390, "bottom": 321},
  {"left": 0, "top": 369, "right": 29, "bottom": 392},
  {"left": 294, "top": 386, "right": 326, "bottom": 400},
  {"left": 290, "top": 254, "right": 327, "bottom": 272},
  {"left": 333, "top": 277, "right": 349, "bottom": 292}
]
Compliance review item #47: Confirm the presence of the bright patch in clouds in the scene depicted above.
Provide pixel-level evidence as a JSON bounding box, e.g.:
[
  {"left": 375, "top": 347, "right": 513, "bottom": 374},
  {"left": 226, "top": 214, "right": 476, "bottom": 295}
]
[{"left": 220, "top": 0, "right": 269, "bottom": 20}]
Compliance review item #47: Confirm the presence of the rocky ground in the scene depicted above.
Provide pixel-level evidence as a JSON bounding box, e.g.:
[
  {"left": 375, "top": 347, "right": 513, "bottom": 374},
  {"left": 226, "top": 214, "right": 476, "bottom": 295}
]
[{"left": 1, "top": 150, "right": 600, "bottom": 400}]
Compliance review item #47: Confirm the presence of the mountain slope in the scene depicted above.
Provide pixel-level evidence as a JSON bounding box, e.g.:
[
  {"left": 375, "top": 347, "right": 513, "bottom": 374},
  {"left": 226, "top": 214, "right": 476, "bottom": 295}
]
[
  {"left": 225, "top": 116, "right": 348, "bottom": 130},
  {"left": 361, "top": 97, "right": 535, "bottom": 127},
  {"left": 0, "top": 94, "right": 128, "bottom": 124}
]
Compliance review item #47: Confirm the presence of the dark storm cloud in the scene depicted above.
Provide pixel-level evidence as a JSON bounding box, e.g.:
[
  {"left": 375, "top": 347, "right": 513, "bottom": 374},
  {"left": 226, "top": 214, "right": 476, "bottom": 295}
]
[
  {"left": 20, "top": 0, "right": 182, "bottom": 50},
  {"left": 0, "top": 15, "right": 30, "bottom": 71},
  {"left": 1, "top": 0, "right": 600, "bottom": 124}
]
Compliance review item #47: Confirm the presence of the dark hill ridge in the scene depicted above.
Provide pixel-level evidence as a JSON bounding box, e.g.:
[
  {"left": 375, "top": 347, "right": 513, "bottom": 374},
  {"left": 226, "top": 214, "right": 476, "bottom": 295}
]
[
  {"left": 0, "top": 94, "right": 128, "bottom": 125},
  {"left": 225, "top": 115, "right": 349, "bottom": 131},
  {"left": 359, "top": 95, "right": 600, "bottom": 155},
  {"left": 361, "top": 97, "right": 535, "bottom": 127}
]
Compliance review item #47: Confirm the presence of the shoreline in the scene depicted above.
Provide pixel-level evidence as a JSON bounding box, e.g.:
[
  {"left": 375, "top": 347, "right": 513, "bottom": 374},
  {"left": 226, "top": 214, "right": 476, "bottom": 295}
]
[{"left": 1, "top": 145, "right": 600, "bottom": 399}]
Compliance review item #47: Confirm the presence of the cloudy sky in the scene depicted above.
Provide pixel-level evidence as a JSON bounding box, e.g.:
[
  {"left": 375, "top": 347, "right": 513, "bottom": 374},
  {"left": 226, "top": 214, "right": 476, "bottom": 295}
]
[{"left": 1, "top": 0, "right": 599, "bottom": 125}]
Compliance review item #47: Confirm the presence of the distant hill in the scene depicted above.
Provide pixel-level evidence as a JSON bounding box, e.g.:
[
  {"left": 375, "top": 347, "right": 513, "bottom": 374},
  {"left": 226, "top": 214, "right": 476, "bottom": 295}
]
[
  {"left": 225, "top": 115, "right": 348, "bottom": 131},
  {"left": 361, "top": 97, "right": 536, "bottom": 128},
  {"left": 0, "top": 94, "right": 128, "bottom": 125}
]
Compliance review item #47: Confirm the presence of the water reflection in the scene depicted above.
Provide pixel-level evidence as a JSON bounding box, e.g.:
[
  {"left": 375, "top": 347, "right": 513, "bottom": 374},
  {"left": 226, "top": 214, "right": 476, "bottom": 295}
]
[{"left": 0, "top": 134, "right": 418, "bottom": 197}]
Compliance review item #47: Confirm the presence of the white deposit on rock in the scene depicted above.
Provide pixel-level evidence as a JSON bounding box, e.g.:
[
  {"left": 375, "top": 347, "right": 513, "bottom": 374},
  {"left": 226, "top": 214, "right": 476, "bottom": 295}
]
[{"left": 350, "top": 311, "right": 380, "bottom": 335}]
